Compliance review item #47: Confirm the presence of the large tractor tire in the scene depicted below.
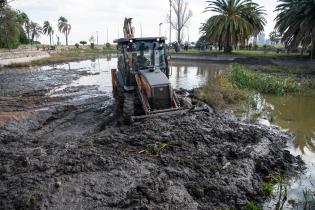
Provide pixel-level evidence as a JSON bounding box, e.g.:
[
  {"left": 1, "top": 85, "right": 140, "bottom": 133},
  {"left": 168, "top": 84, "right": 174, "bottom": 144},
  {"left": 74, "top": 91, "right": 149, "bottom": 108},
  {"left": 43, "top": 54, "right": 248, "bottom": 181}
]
[
  {"left": 123, "top": 92, "right": 135, "bottom": 125},
  {"left": 115, "top": 85, "right": 124, "bottom": 114}
]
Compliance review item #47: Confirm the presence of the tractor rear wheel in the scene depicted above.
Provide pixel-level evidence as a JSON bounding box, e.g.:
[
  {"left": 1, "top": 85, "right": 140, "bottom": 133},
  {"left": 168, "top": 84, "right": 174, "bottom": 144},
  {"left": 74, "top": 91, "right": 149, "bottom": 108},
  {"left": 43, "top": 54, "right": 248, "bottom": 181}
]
[{"left": 123, "top": 92, "right": 134, "bottom": 124}]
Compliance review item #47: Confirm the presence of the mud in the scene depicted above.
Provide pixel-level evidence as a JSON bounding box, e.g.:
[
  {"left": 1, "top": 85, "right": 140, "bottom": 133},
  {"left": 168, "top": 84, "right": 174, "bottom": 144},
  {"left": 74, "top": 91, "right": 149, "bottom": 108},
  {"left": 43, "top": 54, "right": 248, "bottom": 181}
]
[{"left": 0, "top": 63, "right": 304, "bottom": 209}]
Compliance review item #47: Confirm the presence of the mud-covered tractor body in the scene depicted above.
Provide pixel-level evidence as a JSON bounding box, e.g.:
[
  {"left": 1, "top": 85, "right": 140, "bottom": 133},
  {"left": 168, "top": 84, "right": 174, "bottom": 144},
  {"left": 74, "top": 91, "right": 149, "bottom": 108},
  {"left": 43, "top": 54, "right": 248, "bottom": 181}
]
[{"left": 111, "top": 37, "right": 180, "bottom": 122}]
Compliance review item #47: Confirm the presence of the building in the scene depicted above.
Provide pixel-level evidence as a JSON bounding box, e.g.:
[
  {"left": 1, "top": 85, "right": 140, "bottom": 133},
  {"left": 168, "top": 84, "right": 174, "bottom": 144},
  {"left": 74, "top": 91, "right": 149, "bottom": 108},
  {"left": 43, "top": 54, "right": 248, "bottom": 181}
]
[{"left": 257, "top": 33, "right": 265, "bottom": 45}]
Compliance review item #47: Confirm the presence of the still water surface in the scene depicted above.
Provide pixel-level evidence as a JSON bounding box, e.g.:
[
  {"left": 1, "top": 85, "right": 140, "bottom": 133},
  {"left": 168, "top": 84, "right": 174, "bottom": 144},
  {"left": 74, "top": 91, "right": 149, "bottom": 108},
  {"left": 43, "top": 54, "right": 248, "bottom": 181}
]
[{"left": 45, "top": 57, "right": 315, "bottom": 208}]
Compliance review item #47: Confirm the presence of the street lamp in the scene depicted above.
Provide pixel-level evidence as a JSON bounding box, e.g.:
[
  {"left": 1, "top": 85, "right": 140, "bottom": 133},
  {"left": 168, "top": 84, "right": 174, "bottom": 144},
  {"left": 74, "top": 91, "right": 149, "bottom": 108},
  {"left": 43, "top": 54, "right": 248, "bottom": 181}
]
[
  {"left": 96, "top": 31, "right": 99, "bottom": 46},
  {"left": 169, "top": 0, "right": 172, "bottom": 44},
  {"left": 159, "top": 23, "right": 163, "bottom": 37}
]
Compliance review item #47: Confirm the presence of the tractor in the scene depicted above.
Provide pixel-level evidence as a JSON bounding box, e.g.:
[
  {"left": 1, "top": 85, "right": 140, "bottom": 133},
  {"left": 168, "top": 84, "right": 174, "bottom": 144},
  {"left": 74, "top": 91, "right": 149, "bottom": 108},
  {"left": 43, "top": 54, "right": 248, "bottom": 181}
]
[{"left": 111, "top": 18, "right": 182, "bottom": 123}]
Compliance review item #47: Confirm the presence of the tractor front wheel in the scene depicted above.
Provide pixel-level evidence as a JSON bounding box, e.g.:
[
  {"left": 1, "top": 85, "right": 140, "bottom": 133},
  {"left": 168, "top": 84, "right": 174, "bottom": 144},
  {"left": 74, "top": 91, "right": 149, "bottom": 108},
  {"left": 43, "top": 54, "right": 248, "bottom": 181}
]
[{"left": 123, "top": 92, "right": 134, "bottom": 124}]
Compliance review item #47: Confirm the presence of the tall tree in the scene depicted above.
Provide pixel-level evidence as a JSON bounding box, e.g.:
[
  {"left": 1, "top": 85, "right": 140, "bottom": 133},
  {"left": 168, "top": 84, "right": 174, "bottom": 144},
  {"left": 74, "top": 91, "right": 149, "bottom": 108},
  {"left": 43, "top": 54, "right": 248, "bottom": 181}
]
[
  {"left": 58, "top": 16, "right": 71, "bottom": 45},
  {"left": 43, "top": 21, "right": 54, "bottom": 45},
  {"left": 201, "top": 0, "right": 266, "bottom": 53},
  {"left": 168, "top": 0, "right": 192, "bottom": 44},
  {"left": 269, "top": 30, "right": 281, "bottom": 46},
  {"left": 18, "top": 12, "right": 30, "bottom": 40},
  {"left": 29, "top": 21, "right": 42, "bottom": 44},
  {"left": 275, "top": 0, "right": 315, "bottom": 59},
  {"left": 0, "top": 0, "right": 7, "bottom": 8},
  {"left": 0, "top": 6, "right": 21, "bottom": 48}
]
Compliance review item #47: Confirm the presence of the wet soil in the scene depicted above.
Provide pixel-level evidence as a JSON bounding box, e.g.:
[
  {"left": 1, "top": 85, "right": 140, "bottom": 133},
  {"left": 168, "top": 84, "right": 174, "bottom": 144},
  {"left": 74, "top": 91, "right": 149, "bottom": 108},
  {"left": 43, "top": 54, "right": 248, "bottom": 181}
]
[{"left": 0, "top": 62, "right": 304, "bottom": 209}]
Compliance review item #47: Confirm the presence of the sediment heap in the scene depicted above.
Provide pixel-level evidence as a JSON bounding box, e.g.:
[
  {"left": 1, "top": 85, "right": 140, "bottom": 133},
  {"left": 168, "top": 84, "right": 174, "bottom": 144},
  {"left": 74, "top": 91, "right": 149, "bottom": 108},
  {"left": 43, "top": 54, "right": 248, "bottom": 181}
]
[{"left": 0, "top": 105, "right": 303, "bottom": 209}]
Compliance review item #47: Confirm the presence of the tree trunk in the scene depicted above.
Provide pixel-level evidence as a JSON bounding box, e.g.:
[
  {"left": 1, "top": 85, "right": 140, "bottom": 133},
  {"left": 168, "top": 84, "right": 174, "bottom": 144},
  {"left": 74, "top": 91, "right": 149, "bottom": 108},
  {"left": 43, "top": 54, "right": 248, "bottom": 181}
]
[
  {"left": 66, "top": 31, "right": 68, "bottom": 46},
  {"left": 177, "top": 28, "right": 181, "bottom": 45},
  {"left": 49, "top": 34, "right": 52, "bottom": 46},
  {"left": 312, "top": 40, "right": 315, "bottom": 60},
  {"left": 224, "top": 31, "right": 232, "bottom": 53}
]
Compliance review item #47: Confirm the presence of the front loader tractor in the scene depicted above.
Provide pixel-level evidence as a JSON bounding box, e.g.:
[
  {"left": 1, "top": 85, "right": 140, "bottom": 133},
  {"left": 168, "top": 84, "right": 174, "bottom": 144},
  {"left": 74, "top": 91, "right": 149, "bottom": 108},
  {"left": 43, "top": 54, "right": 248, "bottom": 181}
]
[{"left": 111, "top": 36, "right": 181, "bottom": 123}]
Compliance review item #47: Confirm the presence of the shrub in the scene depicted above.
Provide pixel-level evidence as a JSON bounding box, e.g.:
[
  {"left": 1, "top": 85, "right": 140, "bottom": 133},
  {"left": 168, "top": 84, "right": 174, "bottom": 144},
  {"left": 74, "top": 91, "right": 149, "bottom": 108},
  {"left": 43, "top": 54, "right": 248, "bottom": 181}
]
[
  {"left": 105, "top": 42, "right": 111, "bottom": 49},
  {"left": 246, "top": 201, "right": 261, "bottom": 210},
  {"left": 198, "top": 71, "right": 248, "bottom": 108},
  {"left": 229, "top": 64, "right": 314, "bottom": 95},
  {"left": 90, "top": 43, "right": 95, "bottom": 49},
  {"left": 262, "top": 182, "right": 274, "bottom": 195},
  {"left": 75, "top": 43, "right": 79, "bottom": 48},
  {"left": 80, "top": 41, "right": 87, "bottom": 46}
]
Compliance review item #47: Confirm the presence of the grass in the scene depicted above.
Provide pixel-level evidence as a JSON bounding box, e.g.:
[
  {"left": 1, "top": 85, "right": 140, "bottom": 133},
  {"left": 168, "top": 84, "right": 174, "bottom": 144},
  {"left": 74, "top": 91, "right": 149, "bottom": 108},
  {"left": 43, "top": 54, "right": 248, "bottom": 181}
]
[
  {"left": 230, "top": 64, "right": 314, "bottom": 95},
  {"left": 198, "top": 64, "right": 314, "bottom": 108},
  {"left": 246, "top": 201, "right": 262, "bottom": 210},
  {"left": 5, "top": 48, "right": 117, "bottom": 67},
  {"left": 171, "top": 49, "right": 308, "bottom": 58},
  {"left": 262, "top": 182, "right": 275, "bottom": 195},
  {"left": 260, "top": 66, "right": 315, "bottom": 75},
  {"left": 198, "top": 69, "right": 249, "bottom": 108},
  {"left": 302, "top": 189, "right": 315, "bottom": 209}
]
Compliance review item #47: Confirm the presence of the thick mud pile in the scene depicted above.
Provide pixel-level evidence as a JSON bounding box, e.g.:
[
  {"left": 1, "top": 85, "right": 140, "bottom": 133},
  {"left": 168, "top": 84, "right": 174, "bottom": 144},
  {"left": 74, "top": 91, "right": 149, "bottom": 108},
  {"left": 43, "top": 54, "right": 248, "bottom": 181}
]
[
  {"left": 0, "top": 63, "right": 303, "bottom": 209},
  {"left": 0, "top": 106, "right": 303, "bottom": 210}
]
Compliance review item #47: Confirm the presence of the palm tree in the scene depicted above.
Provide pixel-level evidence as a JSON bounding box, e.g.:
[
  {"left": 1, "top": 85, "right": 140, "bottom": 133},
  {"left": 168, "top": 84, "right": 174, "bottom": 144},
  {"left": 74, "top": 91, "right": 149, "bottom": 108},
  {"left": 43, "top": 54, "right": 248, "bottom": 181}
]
[
  {"left": 30, "top": 21, "right": 42, "bottom": 44},
  {"left": 43, "top": 21, "right": 54, "bottom": 46},
  {"left": 58, "top": 16, "right": 71, "bottom": 45},
  {"left": 17, "top": 12, "right": 30, "bottom": 41},
  {"left": 275, "top": 0, "right": 315, "bottom": 59},
  {"left": 201, "top": 0, "right": 266, "bottom": 53}
]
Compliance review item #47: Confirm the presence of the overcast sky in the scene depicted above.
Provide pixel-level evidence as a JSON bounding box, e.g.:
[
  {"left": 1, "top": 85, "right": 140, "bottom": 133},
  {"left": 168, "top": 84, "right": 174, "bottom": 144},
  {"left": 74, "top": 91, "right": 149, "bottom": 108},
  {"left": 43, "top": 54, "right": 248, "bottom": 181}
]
[{"left": 10, "top": 0, "right": 278, "bottom": 45}]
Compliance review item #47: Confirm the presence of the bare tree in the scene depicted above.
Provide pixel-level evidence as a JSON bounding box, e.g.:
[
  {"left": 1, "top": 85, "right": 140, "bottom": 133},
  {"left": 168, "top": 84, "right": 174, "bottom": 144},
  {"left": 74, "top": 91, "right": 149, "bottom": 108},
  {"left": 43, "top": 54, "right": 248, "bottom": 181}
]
[{"left": 168, "top": 0, "right": 192, "bottom": 44}]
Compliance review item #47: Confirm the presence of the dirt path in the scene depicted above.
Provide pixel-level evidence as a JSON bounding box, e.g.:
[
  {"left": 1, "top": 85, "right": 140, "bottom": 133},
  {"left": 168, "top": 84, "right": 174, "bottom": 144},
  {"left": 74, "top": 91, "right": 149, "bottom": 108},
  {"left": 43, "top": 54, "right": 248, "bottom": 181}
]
[{"left": 0, "top": 64, "right": 304, "bottom": 209}]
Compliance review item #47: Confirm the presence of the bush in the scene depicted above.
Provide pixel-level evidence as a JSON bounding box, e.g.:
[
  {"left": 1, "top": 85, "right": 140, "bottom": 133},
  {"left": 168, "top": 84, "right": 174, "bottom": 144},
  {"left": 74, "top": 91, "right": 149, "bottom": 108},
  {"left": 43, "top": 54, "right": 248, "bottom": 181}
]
[
  {"left": 75, "top": 43, "right": 79, "bottom": 48},
  {"left": 246, "top": 201, "right": 261, "bottom": 210},
  {"left": 229, "top": 64, "right": 314, "bottom": 95},
  {"left": 90, "top": 43, "right": 95, "bottom": 49},
  {"left": 80, "top": 41, "right": 87, "bottom": 46},
  {"left": 105, "top": 42, "right": 111, "bottom": 49},
  {"left": 198, "top": 71, "right": 248, "bottom": 108},
  {"left": 262, "top": 182, "right": 274, "bottom": 195}
]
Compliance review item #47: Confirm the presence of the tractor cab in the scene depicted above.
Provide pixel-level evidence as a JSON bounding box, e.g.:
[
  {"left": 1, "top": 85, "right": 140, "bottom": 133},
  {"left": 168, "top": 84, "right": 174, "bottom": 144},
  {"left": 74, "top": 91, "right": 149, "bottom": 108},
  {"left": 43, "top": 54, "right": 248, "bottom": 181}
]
[
  {"left": 128, "top": 39, "right": 168, "bottom": 72},
  {"left": 112, "top": 37, "right": 179, "bottom": 122},
  {"left": 115, "top": 37, "right": 170, "bottom": 88}
]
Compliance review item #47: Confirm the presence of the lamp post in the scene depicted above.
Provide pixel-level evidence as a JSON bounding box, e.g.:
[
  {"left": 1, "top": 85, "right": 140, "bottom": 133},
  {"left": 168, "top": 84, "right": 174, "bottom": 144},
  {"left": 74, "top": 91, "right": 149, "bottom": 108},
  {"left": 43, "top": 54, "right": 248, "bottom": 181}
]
[
  {"left": 169, "top": 0, "right": 172, "bottom": 44},
  {"left": 96, "top": 31, "right": 99, "bottom": 46},
  {"left": 159, "top": 23, "right": 163, "bottom": 37},
  {"left": 106, "top": 27, "right": 108, "bottom": 43}
]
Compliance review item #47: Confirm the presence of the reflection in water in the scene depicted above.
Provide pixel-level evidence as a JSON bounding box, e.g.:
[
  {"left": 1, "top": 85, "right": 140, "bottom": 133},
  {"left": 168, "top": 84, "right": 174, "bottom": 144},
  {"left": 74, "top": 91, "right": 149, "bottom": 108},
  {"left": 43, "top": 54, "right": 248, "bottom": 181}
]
[
  {"left": 47, "top": 57, "right": 117, "bottom": 94},
  {"left": 169, "top": 60, "right": 227, "bottom": 90},
  {"left": 265, "top": 94, "right": 315, "bottom": 154}
]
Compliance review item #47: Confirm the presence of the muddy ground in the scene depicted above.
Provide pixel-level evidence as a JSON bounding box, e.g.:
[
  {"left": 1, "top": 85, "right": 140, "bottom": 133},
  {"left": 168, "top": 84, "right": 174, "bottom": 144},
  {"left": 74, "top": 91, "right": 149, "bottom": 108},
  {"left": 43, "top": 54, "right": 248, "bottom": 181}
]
[{"left": 0, "top": 64, "right": 304, "bottom": 209}]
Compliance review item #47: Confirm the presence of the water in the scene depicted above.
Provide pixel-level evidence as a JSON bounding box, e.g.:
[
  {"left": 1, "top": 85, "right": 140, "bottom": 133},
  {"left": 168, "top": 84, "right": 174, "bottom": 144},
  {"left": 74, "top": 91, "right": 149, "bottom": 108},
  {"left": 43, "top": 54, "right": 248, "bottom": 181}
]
[
  {"left": 263, "top": 94, "right": 315, "bottom": 209},
  {"left": 45, "top": 58, "right": 226, "bottom": 93},
  {"left": 169, "top": 60, "right": 226, "bottom": 89},
  {"left": 46, "top": 57, "right": 117, "bottom": 93},
  {"left": 41, "top": 57, "right": 315, "bottom": 208}
]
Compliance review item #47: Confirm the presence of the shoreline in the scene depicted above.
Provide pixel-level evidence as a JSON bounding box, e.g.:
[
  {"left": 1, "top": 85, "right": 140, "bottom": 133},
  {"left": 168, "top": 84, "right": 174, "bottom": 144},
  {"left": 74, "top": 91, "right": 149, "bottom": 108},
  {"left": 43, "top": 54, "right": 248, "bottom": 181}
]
[{"left": 0, "top": 48, "right": 117, "bottom": 68}]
